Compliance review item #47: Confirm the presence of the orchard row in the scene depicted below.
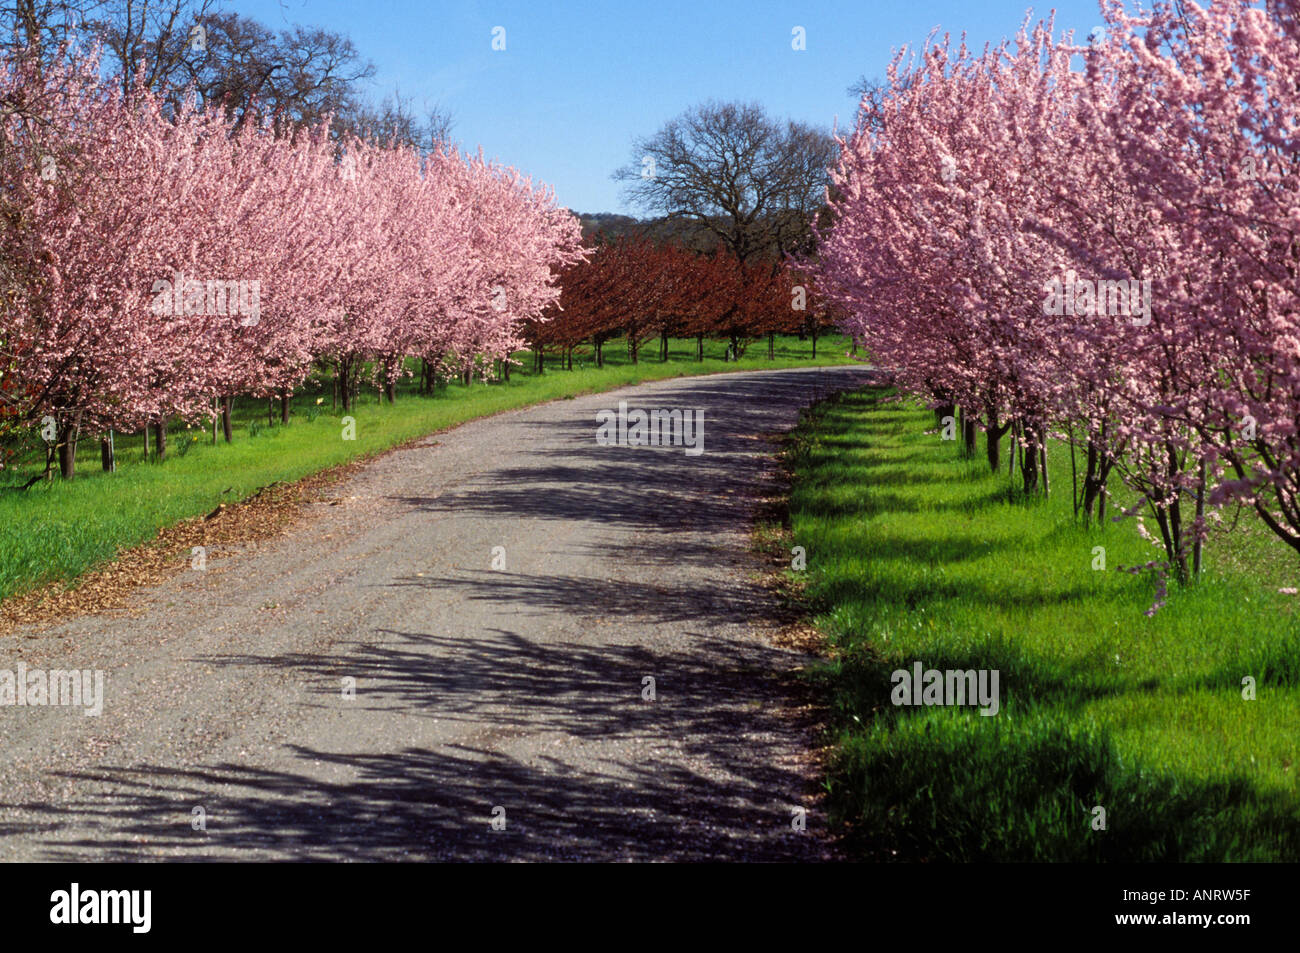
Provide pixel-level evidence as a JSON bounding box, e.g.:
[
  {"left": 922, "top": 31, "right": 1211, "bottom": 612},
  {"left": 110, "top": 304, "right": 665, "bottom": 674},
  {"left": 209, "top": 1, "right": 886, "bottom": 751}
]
[
  {"left": 525, "top": 236, "right": 838, "bottom": 368},
  {"left": 0, "top": 53, "right": 585, "bottom": 477},
  {"left": 815, "top": 0, "right": 1300, "bottom": 579}
]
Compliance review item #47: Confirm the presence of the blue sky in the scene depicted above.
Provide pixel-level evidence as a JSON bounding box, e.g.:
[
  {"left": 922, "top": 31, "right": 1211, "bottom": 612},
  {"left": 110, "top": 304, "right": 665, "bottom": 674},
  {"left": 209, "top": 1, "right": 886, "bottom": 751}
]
[{"left": 234, "top": 1, "right": 1110, "bottom": 213}]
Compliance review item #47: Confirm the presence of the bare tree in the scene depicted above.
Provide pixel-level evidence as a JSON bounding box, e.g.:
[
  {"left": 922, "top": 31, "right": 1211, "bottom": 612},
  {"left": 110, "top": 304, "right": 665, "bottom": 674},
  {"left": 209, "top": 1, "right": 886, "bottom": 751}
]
[
  {"left": 87, "top": 0, "right": 219, "bottom": 97},
  {"left": 614, "top": 100, "right": 836, "bottom": 264},
  {"left": 0, "top": 0, "right": 106, "bottom": 63},
  {"left": 347, "top": 89, "right": 453, "bottom": 152}
]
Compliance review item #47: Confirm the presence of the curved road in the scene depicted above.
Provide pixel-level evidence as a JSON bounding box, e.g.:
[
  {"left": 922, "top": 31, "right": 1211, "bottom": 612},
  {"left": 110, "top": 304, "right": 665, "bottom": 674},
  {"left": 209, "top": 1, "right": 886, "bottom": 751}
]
[{"left": 0, "top": 365, "right": 874, "bottom": 861}]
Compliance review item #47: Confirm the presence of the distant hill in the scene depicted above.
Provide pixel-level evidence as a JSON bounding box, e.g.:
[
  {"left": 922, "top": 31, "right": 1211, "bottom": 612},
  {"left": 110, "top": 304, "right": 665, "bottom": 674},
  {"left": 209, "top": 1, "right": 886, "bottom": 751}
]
[
  {"left": 572, "top": 212, "right": 723, "bottom": 254},
  {"left": 573, "top": 212, "right": 640, "bottom": 241}
]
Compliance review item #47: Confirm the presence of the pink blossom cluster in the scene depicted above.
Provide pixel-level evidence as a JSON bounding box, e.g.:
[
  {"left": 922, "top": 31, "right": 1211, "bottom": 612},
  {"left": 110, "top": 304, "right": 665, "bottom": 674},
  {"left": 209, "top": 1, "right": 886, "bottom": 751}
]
[
  {"left": 815, "top": 1, "right": 1300, "bottom": 570},
  {"left": 0, "top": 53, "right": 585, "bottom": 451}
]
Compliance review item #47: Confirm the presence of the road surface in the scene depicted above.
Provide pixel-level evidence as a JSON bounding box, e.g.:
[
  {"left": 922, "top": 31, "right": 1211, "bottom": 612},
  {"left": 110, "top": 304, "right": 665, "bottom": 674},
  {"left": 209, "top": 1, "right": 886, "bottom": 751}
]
[{"left": 0, "top": 365, "right": 874, "bottom": 861}]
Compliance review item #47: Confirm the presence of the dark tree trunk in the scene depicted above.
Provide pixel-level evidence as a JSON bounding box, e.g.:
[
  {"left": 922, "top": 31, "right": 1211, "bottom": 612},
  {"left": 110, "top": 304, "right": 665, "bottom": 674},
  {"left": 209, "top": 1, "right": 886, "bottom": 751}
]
[
  {"left": 339, "top": 358, "right": 354, "bottom": 412},
  {"left": 153, "top": 419, "right": 167, "bottom": 461},
  {"left": 57, "top": 412, "right": 81, "bottom": 479},
  {"left": 1021, "top": 426, "right": 1039, "bottom": 494},
  {"left": 100, "top": 433, "right": 115, "bottom": 472},
  {"left": 1081, "top": 439, "right": 1115, "bottom": 526},
  {"left": 1194, "top": 459, "right": 1206, "bottom": 578},
  {"left": 696, "top": 333, "right": 704, "bottom": 362},
  {"left": 661, "top": 328, "right": 669, "bottom": 362},
  {"left": 1039, "top": 438, "right": 1049, "bottom": 498},
  {"left": 58, "top": 432, "right": 76, "bottom": 479},
  {"left": 222, "top": 396, "right": 234, "bottom": 443},
  {"left": 768, "top": 331, "right": 775, "bottom": 360},
  {"left": 985, "top": 408, "right": 1010, "bottom": 472},
  {"left": 961, "top": 409, "right": 978, "bottom": 458},
  {"left": 1166, "top": 444, "right": 1189, "bottom": 584},
  {"left": 281, "top": 392, "right": 291, "bottom": 422}
]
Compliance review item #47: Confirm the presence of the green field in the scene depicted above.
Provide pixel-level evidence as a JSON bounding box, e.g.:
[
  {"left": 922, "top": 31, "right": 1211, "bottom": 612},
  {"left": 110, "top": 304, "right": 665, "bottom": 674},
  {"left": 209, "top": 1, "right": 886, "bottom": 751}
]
[
  {"left": 0, "top": 334, "right": 851, "bottom": 605},
  {"left": 782, "top": 386, "right": 1300, "bottom": 861}
]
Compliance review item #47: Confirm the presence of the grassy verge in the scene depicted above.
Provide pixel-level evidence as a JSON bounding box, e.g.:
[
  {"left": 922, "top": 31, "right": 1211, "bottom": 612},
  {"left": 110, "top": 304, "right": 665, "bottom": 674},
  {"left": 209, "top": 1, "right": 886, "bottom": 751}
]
[
  {"left": 0, "top": 334, "right": 852, "bottom": 606},
  {"left": 780, "top": 385, "right": 1300, "bottom": 861}
]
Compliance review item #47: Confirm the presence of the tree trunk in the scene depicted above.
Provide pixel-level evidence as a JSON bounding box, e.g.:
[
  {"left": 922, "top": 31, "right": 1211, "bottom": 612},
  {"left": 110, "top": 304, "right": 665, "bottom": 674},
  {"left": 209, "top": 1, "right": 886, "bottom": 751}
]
[
  {"left": 1081, "top": 439, "right": 1115, "bottom": 526},
  {"left": 222, "top": 396, "right": 234, "bottom": 443},
  {"left": 339, "top": 358, "right": 353, "bottom": 412},
  {"left": 281, "top": 392, "right": 291, "bottom": 422},
  {"left": 1039, "top": 438, "right": 1049, "bottom": 498},
  {"left": 1068, "top": 422, "right": 1078, "bottom": 518},
  {"left": 57, "top": 425, "right": 77, "bottom": 479},
  {"left": 100, "top": 432, "right": 115, "bottom": 472},
  {"left": 961, "top": 409, "right": 977, "bottom": 458},
  {"left": 768, "top": 330, "right": 775, "bottom": 360},
  {"left": 153, "top": 419, "right": 167, "bottom": 461},
  {"left": 596, "top": 339, "right": 604, "bottom": 368},
  {"left": 1193, "top": 459, "right": 1206, "bottom": 579},
  {"left": 660, "top": 328, "right": 669, "bottom": 362},
  {"left": 985, "top": 408, "right": 1010, "bottom": 472},
  {"left": 696, "top": 333, "right": 704, "bottom": 362},
  {"left": 1021, "top": 425, "right": 1039, "bottom": 494}
]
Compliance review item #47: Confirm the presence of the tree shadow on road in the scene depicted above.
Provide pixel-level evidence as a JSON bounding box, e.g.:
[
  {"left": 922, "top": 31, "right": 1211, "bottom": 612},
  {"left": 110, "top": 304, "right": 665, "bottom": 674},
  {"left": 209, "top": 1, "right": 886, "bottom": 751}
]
[{"left": 0, "top": 629, "right": 831, "bottom": 861}]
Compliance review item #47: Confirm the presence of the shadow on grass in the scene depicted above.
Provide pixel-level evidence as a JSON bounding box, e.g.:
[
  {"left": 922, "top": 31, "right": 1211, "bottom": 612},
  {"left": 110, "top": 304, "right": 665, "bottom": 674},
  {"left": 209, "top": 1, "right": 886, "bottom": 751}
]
[
  {"left": 791, "top": 386, "right": 1300, "bottom": 861},
  {"left": 828, "top": 711, "right": 1300, "bottom": 862}
]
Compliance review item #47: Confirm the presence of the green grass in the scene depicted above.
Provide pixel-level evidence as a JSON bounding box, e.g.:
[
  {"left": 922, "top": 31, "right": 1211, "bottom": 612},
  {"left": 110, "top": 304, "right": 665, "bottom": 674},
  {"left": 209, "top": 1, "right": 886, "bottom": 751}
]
[
  {"left": 0, "top": 334, "right": 853, "bottom": 605},
  {"left": 783, "top": 386, "right": 1300, "bottom": 862}
]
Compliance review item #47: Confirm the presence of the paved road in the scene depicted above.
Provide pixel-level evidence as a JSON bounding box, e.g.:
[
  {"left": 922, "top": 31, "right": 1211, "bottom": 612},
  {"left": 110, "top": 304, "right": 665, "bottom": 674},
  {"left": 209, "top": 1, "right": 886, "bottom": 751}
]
[{"left": 0, "top": 365, "right": 874, "bottom": 861}]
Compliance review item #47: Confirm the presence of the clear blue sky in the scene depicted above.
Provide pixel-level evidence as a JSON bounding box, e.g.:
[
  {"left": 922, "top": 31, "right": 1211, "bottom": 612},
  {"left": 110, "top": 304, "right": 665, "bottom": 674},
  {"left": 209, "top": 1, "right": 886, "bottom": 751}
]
[{"left": 234, "top": 0, "right": 1110, "bottom": 214}]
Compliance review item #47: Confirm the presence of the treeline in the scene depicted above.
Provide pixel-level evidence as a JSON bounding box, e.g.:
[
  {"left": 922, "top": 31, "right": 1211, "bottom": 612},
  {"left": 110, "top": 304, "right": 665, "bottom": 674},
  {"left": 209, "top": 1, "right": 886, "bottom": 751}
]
[
  {"left": 523, "top": 235, "right": 840, "bottom": 371},
  {"left": 0, "top": 49, "right": 582, "bottom": 480},
  {"left": 816, "top": 0, "right": 1300, "bottom": 585}
]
